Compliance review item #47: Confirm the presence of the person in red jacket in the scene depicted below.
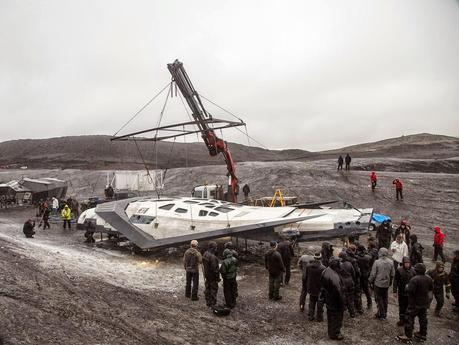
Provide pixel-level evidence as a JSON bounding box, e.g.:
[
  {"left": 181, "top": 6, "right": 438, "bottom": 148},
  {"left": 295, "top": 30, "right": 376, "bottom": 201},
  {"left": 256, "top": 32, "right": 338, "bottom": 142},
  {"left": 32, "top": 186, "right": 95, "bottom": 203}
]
[
  {"left": 370, "top": 172, "right": 377, "bottom": 192},
  {"left": 433, "top": 226, "right": 446, "bottom": 263},
  {"left": 392, "top": 178, "right": 403, "bottom": 201}
]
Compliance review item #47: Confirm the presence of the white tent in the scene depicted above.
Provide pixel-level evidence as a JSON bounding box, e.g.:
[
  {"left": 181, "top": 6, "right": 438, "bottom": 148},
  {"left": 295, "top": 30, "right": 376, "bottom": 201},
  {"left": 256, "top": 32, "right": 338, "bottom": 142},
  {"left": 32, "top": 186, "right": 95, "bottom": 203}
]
[{"left": 111, "top": 170, "right": 163, "bottom": 192}]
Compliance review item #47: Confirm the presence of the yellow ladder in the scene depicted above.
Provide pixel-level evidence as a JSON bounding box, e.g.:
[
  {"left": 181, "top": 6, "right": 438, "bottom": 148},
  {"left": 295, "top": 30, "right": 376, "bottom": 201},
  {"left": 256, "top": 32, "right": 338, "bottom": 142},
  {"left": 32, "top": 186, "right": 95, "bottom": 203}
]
[{"left": 270, "top": 189, "right": 285, "bottom": 207}]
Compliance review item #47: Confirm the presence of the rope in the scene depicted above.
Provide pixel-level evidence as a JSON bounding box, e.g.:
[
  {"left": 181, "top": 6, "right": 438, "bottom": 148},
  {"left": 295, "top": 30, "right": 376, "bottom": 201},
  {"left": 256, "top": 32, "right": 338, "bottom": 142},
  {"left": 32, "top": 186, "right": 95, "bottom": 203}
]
[
  {"left": 113, "top": 82, "right": 171, "bottom": 136},
  {"left": 200, "top": 94, "right": 244, "bottom": 122}
]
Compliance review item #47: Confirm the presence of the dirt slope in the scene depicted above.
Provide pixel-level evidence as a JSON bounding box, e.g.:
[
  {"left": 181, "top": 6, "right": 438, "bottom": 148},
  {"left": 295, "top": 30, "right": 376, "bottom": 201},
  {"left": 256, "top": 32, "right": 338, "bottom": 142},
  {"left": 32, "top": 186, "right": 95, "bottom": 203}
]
[{"left": 0, "top": 133, "right": 458, "bottom": 170}]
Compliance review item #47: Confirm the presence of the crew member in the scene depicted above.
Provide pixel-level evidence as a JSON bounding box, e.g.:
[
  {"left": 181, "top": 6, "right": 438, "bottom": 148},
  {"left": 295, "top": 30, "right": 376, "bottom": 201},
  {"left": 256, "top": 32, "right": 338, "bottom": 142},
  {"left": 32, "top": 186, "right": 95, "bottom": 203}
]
[
  {"left": 320, "top": 257, "right": 345, "bottom": 340},
  {"left": 433, "top": 225, "right": 446, "bottom": 263},
  {"left": 277, "top": 237, "right": 294, "bottom": 285},
  {"left": 370, "top": 171, "right": 377, "bottom": 191},
  {"left": 337, "top": 155, "right": 344, "bottom": 171},
  {"left": 265, "top": 241, "right": 285, "bottom": 301},
  {"left": 304, "top": 253, "right": 325, "bottom": 321},
  {"left": 398, "top": 263, "right": 433, "bottom": 342},
  {"left": 450, "top": 250, "right": 459, "bottom": 313},
  {"left": 299, "top": 252, "right": 314, "bottom": 312},
  {"left": 393, "top": 257, "right": 416, "bottom": 326},
  {"left": 392, "top": 178, "right": 404, "bottom": 201},
  {"left": 427, "top": 262, "right": 451, "bottom": 317},
  {"left": 220, "top": 248, "right": 238, "bottom": 309},
  {"left": 409, "top": 234, "right": 424, "bottom": 266},
  {"left": 183, "top": 240, "right": 202, "bottom": 301},
  {"left": 390, "top": 234, "right": 409, "bottom": 270},
  {"left": 376, "top": 219, "right": 392, "bottom": 249},
  {"left": 242, "top": 183, "right": 250, "bottom": 199},
  {"left": 203, "top": 241, "right": 220, "bottom": 307},
  {"left": 356, "top": 244, "right": 373, "bottom": 309},
  {"left": 61, "top": 204, "right": 72, "bottom": 229},
  {"left": 369, "top": 248, "right": 395, "bottom": 320},
  {"left": 23, "top": 219, "right": 36, "bottom": 238},
  {"left": 345, "top": 153, "right": 351, "bottom": 171}
]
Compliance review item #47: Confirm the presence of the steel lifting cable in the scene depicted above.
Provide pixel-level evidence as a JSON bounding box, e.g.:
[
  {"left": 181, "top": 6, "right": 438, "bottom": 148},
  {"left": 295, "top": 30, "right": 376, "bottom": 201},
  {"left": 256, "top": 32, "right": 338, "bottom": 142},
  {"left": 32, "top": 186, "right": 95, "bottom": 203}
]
[
  {"left": 200, "top": 94, "right": 268, "bottom": 149},
  {"left": 153, "top": 84, "right": 172, "bottom": 171},
  {"left": 113, "top": 82, "right": 172, "bottom": 137}
]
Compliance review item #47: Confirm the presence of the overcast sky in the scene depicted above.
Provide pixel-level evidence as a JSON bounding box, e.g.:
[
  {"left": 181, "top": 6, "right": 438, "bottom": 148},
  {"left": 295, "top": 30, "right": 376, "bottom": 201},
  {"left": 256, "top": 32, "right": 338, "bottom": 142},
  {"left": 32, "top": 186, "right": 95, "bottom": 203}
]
[{"left": 1, "top": 0, "right": 458, "bottom": 151}]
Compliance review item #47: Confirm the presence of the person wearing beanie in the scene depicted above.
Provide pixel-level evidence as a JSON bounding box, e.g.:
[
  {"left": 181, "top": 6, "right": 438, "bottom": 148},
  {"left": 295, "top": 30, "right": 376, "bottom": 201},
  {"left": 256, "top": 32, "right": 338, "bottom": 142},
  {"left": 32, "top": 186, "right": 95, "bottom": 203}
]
[
  {"left": 393, "top": 256, "right": 416, "bottom": 326},
  {"left": 450, "top": 250, "right": 459, "bottom": 313},
  {"left": 265, "top": 241, "right": 285, "bottom": 301},
  {"left": 304, "top": 252, "right": 326, "bottom": 321},
  {"left": 320, "top": 257, "right": 345, "bottom": 340},
  {"left": 369, "top": 248, "right": 395, "bottom": 320},
  {"left": 219, "top": 248, "right": 238, "bottom": 309},
  {"left": 398, "top": 263, "right": 433, "bottom": 342},
  {"left": 202, "top": 241, "right": 220, "bottom": 307},
  {"left": 427, "top": 261, "right": 451, "bottom": 317},
  {"left": 433, "top": 226, "right": 446, "bottom": 263},
  {"left": 409, "top": 234, "right": 424, "bottom": 266},
  {"left": 183, "top": 240, "right": 203, "bottom": 301}
]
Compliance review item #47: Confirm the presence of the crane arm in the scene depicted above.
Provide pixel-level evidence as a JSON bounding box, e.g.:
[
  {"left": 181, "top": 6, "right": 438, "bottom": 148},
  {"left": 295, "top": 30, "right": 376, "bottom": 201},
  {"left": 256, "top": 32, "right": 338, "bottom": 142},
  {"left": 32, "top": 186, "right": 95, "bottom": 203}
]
[{"left": 167, "top": 59, "right": 239, "bottom": 202}]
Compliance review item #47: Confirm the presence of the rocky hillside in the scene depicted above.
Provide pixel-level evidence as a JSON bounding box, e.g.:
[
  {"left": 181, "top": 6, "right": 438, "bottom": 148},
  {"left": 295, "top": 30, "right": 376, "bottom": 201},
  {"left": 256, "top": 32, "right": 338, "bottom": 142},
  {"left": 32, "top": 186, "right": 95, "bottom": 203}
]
[{"left": 0, "top": 133, "right": 457, "bottom": 170}]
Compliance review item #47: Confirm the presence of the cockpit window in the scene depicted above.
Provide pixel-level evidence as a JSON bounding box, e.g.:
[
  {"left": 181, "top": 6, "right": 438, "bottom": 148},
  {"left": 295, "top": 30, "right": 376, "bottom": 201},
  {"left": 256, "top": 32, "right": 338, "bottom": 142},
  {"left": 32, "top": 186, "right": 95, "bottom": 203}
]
[
  {"left": 198, "top": 210, "right": 208, "bottom": 217},
  {"left": 130, "top": 215, "right": 156, "bottom": 224},
  {"left": 183, "top": 200, "right": 199, "bottom": 204},
  {"left": 209, "top": 212, "right": 219, "bottom": 217},
  {"left": 175, "top": 208, "right": 188, "bottom": 214},
  {"left": 159, "top": 203, "right": 174, "bottom": 210},
  {"left": 214, "top": 206, "right": 235, "bottom": 213}
]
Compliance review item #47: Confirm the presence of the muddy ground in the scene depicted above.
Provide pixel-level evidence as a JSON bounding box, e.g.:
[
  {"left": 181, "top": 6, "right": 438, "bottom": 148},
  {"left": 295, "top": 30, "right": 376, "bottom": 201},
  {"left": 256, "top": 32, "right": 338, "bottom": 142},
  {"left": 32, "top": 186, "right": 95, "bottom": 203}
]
[{"left": 1, "top": 160, "right": 459, "bottom": 344}]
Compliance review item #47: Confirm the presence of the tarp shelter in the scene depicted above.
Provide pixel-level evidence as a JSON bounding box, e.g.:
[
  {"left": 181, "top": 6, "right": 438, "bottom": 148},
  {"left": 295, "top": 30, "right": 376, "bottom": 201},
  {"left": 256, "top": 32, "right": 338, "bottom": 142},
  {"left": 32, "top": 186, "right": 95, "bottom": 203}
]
[
  {"left": 19, "top": 177, "right": 68, "bottom": 202},
  {"left": 0, "top": 180, "right": 32, "bottom": 204},
  {"left": 112, "top": 171, "right": 161, "bottom": 192}
]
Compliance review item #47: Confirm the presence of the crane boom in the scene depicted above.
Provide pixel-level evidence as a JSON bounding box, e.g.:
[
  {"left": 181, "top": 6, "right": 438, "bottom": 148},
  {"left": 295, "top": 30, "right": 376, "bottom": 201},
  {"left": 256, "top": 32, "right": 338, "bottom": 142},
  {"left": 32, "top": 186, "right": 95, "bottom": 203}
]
[{"left": 167, "top": 59, "right": 239, "bottom": 202}]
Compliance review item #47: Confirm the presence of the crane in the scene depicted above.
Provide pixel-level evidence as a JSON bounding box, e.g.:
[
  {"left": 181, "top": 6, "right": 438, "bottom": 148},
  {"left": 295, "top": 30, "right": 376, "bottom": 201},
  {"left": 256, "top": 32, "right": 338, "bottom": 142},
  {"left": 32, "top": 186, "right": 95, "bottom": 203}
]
[
  {"left": 167, "top": 60, "right": 239, "bottom": 202},
  {"left": 111, "top": 59, "right": 245, "bottom": 203}
]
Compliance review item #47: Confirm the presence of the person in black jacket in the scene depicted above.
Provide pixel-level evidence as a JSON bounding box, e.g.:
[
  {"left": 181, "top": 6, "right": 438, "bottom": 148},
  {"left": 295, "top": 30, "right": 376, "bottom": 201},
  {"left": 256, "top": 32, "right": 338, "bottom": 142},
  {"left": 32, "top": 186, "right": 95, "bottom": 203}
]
[
  {"left": 376, "top": 220, "right": 393, "bottom": 249},
  {"left": 320, "top": 257, "right": 345, "bottom": 340},
  {"left": 393, "top": 256, "right": 416, "bottom": 326},
  {"left": 398, "top": 263, "right": 434, "bottom": 342},
  {"left": 409, "top": 234, "right": 424, "bottom": 266},
  {"left": 304, "top": 253, "right": 326, "bottom": 321},
  {"left": 338, "top": 251, "right": 356, "bottom": 318},
  {"left": 367, "top": 237, "right": 379, "bottom": 268},
  {"left": 450, "top": 250, "right": 459, "bottom": 313},
  {"left": 356, "top": 244, "right": 373, "bottom": 309},
  {"left": 242, "top": 184, "right": 250, "bottom": 199},
  {"left": 277, "top": 238, "right": 294, "bottom": 285},
  {"left": 265, "top": 241, "right": 285, "bottom": 300},
  {"left": 345, "top": 153, "right": 351, "bottom": 171},
  {"left": 321, "top": 242, "right": 334, "bottom": 267},
  {"left": 41, "top": 206, "right": 51, "bottom": 229},
  {"left": 337, "top": 155, "right": 344, "bottom": 170},
  {"left": 23, "top": 219, "right": 36, "bottom": 238},
  {"left": 427, "top": 261, "right": 451, "bottom": 317},
  {"left": 202, "top": 241, "right": 220, "bottom": 307},
  {"left": 346, "top": 245, "right": 363, "bottom": 314}
]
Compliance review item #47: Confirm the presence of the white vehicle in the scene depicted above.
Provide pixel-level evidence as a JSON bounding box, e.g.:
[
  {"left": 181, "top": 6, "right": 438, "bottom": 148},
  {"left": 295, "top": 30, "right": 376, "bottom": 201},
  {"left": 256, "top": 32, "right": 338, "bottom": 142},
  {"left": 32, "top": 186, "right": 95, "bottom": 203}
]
[{"left": 77, "top": 196, "right": 373, "bottom": 249}]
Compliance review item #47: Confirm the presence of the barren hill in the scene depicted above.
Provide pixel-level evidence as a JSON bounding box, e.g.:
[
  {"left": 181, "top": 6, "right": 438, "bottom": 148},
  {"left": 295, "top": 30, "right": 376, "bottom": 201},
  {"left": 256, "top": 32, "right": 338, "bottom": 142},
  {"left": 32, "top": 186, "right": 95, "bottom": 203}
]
[{"left": 0, "top": 133, "right": 457, "bottom": 170}]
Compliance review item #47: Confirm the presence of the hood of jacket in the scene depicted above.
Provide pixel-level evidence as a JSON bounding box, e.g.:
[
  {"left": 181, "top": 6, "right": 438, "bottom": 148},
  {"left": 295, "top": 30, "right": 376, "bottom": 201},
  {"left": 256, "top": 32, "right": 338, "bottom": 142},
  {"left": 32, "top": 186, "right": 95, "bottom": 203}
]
[{"left": 378, "top": 247, "right": 389, "bottom": 258}]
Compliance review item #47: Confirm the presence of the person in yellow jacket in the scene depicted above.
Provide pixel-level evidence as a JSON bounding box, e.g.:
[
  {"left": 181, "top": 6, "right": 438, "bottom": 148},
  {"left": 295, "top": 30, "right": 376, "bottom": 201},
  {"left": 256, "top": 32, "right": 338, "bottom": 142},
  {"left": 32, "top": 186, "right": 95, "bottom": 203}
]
[{"left": 61, "top": 204, "right": 72, "bottom": 229}]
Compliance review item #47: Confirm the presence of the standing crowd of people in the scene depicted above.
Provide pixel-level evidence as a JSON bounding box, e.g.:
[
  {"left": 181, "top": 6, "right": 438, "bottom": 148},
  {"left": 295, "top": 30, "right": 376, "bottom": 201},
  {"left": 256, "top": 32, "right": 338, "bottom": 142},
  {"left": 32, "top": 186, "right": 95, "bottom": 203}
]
[
  {"left": 23, "top": 196, "right": 79, "bottom": 237},
  {"left": 183, "top": 220, "right": 459, "bottom": 342}
]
